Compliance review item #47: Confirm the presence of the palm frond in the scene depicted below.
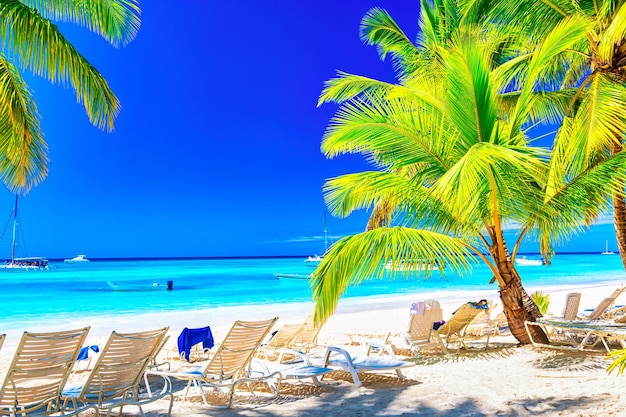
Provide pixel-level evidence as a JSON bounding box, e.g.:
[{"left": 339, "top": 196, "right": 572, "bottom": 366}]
[
  {"left": 310, "top": 227, "right": 476, "bottom": 323},
  {"left": 0, "top": 0, "right": 121, "bottom": 131},
  {"left": 444, "top": 35, "right": 497, "bottom": 146},
  {"left": 596, "top": 4, "right": 626, "bottom": 65},
  {"left": 508, "top": 16, "right": 589, "bottom": 137},
  {"left": 567, "top": 73, "right": 626, "bottom": 172},
  {"left": 0, "top": 54, "right": 47, "bottom": 193},
  {"left": 360, "top": 7, "right": 421, "bottom": 78},
  {"left": 23, "top": 0, "right": 141, "bottom": 47}
]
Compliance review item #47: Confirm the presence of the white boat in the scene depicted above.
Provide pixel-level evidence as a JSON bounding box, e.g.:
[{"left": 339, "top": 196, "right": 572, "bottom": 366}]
[
  {"left": 0, "top": 196, "right": 48, "bottom": 270},
  {"left": 304, "top": 213, "right": 330, "bottom": 266},
  {"left": 64, "top": 254, "right": 90, "bottom": 263},
  {"left": 515, "top": 256, "right": 544, "bottom": 266},
  {"left": 107, "top": 280, "right": 173, "bottom": 291},
  {"left": 601, "top": 240, "right": 616, "bottom": 255},
  {"left": 274, "top": 273, "right": 310, "bottom": 280}
]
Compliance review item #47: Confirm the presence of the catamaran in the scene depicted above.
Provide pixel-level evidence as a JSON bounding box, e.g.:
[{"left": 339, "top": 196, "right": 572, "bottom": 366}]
[
  {"left": 304, "top": 213, "right": 330, "bottom": 266},
  {"left": 601, "top": 240, "right": 616, "bottom": 255},
  {"left": 0, "top": 195, "right": 48, "bottom": 270}
]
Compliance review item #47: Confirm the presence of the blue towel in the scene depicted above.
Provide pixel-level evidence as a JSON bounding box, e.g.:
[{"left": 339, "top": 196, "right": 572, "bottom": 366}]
[
  {"left": 177, "top": 326, "right": 214, "bottom": 362},
  {"left": 77, "top": 345, "right": 99, "bottom": 361}
]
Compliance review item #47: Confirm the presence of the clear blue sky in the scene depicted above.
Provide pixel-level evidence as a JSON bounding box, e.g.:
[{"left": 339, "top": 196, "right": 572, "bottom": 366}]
[{"left": 0, "top": 1, "right": 617, "bottom": 259}]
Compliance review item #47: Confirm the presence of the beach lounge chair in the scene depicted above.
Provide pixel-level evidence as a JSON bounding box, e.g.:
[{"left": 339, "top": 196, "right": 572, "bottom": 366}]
[
  {"left": 322, "top": 341, "right": 415, "bottom": 387},
  {"left": 435, "top": 300, "right": 492, "bottom": 352},
  {"left": 144, "top": 318, "right": 281, "bottom": 408},
  {"left": 148, "top": 335, "right": 171, "bottom": 371},
  {"left": 525, "top": 318, "right": 626, "bottom": 352},
  {"left": 403, "top": 299, "right": 445, "bottom": 355},
  {"left": 579, "top": 286, "right": 626, "bottom": 320},
  {"left": 251, "top": 349, "right": 333, "bottom": 386},
  {"left": 290, "top": 315, "right": 322, "bottom": 353},
  {"left": 0, "top": 327, "right": 95, "bottom": 417},
  {"left": 562, "top": 292, "right": 581, "bottom": 320},
  {"left": 62, "top": 327, "right": 173, "bottom": 417},
  {"left": 258, "top": 323, "right": 304, "bottom": 360}
]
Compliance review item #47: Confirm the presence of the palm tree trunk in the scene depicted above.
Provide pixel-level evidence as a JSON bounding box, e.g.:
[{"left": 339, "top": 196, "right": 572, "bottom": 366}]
[
  {"left": 611, "top": 141, "right": 626, "bottom": 270},
  {"left": 489, "top": 228, "right": 548, "bottom": 344}
]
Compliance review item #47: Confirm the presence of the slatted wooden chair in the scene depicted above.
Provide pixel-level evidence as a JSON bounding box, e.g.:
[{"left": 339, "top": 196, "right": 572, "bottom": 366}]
[
  {"left": 562, "top": 292, "right": 581, "bottom": 320},
  {"left": 0, "top": 327, "right": 94, "bottom": 417},
  {"left": 290, "top": 315, "right": 322, "bottom": 353},
  {"left": 579, "top": 286, "right": 626, "bottom": 320},
  {"left": 403, "top": 299, "right": 445, "bottom": 355},
  {"left": 144, "top": 318, "right": 281, "bottom": 408},
  {"left": 62, "top": 327, "right": 172, "bottom": 417},
  {"left": 258, "top": 323, "right": 304, "bottom": 360},
  {"left": 435, "top": 300, "right": 492, "bottom": 352}
]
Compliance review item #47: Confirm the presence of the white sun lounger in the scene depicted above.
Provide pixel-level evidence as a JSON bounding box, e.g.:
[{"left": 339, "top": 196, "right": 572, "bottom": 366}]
[{"left": 322, "top": 342, "right": 415, "bottom": 387}]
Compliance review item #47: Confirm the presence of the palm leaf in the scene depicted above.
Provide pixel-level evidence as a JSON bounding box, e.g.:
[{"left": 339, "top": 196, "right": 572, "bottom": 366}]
[
  {"left": 0, "top": 54, "right": 47, "bottom": 193},
  {"left": 310, "top": 227, "right": 476, "bottom": 323},
  {"left": 24, "top": 0, "right": 141, "bottom": 47},
  {"left": 0, "top": 0, "right": 121, "bottom": 131}
]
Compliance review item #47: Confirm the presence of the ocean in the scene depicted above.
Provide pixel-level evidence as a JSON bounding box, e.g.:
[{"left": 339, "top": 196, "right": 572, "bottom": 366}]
[{"left": 1, "top": 253, "right": 625, "bottom": 333}]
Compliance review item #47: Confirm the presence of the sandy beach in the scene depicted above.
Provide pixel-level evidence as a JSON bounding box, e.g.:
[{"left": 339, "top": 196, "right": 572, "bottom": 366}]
[{"left": 1, "top": 281, "right": 625, "bottom": 416}]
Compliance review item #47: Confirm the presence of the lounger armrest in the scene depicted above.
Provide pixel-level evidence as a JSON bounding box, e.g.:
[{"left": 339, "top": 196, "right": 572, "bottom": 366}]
[
  {"left": 276, "top": 348, "right": 311, "bottom": 365},
  {"left": 364, "top": 341, "right": 397, "bottom": 359},
  {"left": 143, "top": 369, "right": 175, "bottom": 398},
  {"left": 323, "top": 346, "right": 354, "bottom": 367}
]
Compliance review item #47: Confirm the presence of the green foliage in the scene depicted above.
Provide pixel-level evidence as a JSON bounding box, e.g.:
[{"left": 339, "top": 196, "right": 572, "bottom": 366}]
[
  {"left": 608, "top": 349, "right": 626, "bottom": 375},
  {"left": 530, "top": 291, "right": 550, "bottom": 315},
  {"left": 0, "top": 0, "right": 141, "bottom": 194},
  {"left": 313, "top": 1, "right": 626, "bottom": 333}
]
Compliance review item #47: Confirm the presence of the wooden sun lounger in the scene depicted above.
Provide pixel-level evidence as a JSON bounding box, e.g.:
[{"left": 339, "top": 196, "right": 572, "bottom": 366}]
[{"left": 144, "top": 318, "right": 280, "bottom": 408}]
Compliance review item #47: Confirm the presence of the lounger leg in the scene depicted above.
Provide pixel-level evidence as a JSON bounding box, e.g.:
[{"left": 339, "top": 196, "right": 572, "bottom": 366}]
[{"left": 349, "top": 370, "right": 362, "bottom": 387}]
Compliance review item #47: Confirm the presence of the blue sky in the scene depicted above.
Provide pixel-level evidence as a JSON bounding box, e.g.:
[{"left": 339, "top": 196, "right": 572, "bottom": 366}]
[{"left": 0, "top": 1, "right": 618, "bottom": 259}]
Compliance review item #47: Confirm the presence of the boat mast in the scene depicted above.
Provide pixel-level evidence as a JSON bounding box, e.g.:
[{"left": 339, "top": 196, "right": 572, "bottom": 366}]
[
  {"left": 11, "top": 195, "right": 17, "bottom": 263},
  {"left": 323, "top": 212, "right": 328, "bottom": 253}
]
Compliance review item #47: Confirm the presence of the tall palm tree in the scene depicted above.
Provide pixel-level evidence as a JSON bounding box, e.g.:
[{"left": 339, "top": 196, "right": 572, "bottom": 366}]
[
  {"left": 480, "top": 0, "right": 626, "bottom": 269},
  {"left": 312, "top": 7, "right": 626, "bottom": 344},
  {"left": 0, "top": 0, "right": 141, "bottom": 194}
]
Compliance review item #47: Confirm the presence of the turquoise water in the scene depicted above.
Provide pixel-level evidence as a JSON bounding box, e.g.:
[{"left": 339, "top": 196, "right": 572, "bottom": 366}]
[{"left": 1, "top": 254, "right": 625, "bottom": 330}]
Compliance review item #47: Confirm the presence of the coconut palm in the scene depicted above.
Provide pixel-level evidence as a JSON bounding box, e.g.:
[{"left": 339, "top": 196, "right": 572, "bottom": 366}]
[
  {"left": 312, "top": 7, "right": 626, "bottom": 344},
  {"left": 481, "top": 0, "right": 626, "bottom": 270},
  {"left": 0, "top": 0, "right": 141, "bottom": 194}
]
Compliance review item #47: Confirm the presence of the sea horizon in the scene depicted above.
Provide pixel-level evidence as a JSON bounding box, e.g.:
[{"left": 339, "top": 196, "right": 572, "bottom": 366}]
[{"left": 43, "top": 251, "right": 622, "bottom": 262}]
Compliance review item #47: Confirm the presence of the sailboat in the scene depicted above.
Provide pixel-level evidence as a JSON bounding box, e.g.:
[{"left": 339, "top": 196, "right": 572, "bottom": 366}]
[
  {"left": 0, "top": 195, "right": 49, "bottom": 270},
  {"left": 304, "top": 213, "right": 330, "bottom": 266},
  {"left": 601, "top": 240, "right": 616, "bottom": 255}
]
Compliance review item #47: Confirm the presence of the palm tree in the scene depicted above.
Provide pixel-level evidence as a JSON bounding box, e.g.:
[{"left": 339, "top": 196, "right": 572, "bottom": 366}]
[
  {"left": 481, "top": 0, "right": 626, "bottom": 270},
  {"left": 312, "top": 7, "right": 626, "bottom": 344},
  {"left": 0, "top": 0, "right": 141, "bottom": 194}
]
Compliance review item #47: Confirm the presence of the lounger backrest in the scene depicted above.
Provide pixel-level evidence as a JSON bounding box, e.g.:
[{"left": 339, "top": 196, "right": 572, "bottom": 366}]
[
  {"left": 407, "top": 300, "right": 442, "bottom": 342},
  {"left": 204, "top": 318, "right": 278, "bottom": 381},
  {"left": 265, "top": 323, "right": 303, "bottom": 350},
  {"left": 0, "top": 334, "right": 4, "bottom": 352},
  {"left": 77, "top": 327, "right": 168, "bottom": 404},
  {"left": 0, "top": 327, "right": 90, "bottom": 414},
  {"left": 588, "top": 297, "right": 615, "bottom": 320},
  {"left": 438, "top": 303, "right": 486, "bottom": 338},
  {"left": 291, "top": 315, "right": 321, "bottom": 352},
  {"left": 562, "top": 293, "right": 581, "bottom": 320}
]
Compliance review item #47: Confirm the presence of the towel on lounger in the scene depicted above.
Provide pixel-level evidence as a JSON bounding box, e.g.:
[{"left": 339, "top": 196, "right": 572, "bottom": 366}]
[{"left": 177, "top": 326, "right": 214, "bottom": 361}]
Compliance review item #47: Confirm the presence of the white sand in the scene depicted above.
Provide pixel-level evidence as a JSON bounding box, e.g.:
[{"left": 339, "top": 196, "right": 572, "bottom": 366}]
[{"left": 1, "top": 280, "right": 626, "bottom": 416}]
